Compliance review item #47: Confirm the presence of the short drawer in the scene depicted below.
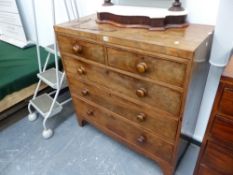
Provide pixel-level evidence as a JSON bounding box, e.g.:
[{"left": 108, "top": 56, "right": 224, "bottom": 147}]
[
  {"left": 64, "top": 56, "right": 182, "bottom": 116},
  {"left": 73, "top": 97, "right": 174, "bottom": 162},
  {"left": 197, "top": 164, "right": 220, "bottom": 175},
  {"left": 57, "top": 34, "right": 105, "bottom": 64},
  {"left": 107, "top": 48, "right": 187, "bottom": 87},
  {"left": 201, "top": 141, "right": 233, "bottom": 175},
  {"left": 219, "top": 87, "right": 233, "bottom": 117},
  {"left": 210, "top": 115, "right": 233, "bottom": 146},
  {"left": 69, "top": 80, "right": 178, "bottom": 142}
]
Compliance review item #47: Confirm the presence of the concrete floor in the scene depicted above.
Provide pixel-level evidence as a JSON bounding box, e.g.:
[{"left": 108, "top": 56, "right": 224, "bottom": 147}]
[{"left": 0, "top": 101, "right": 200, "bottom": 175}]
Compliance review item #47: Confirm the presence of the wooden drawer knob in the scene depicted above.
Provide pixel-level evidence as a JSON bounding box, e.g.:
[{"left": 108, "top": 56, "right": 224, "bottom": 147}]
[
  {"left": 136, "top": 88, "right": 147, "bottom": 97},
  {"left": 77, "top": 66, "right": 86, "bottom": 75},
  {"left": 72, "top": 44, "right": 82, "bottom": 53},
  {"left": 87, "top": 110, "right": 94, "bottom": 116},
  {"left": 136, "top": 62, "right": 148, "bottom": 73},
  {"left": 81, "top": 89, "right": 89, "bottom": 96},
  {"left": 136, "top": 113, "right": 147, "bottom": 122},
  {"left": 137, "top": 135, "right": 146, "bottom": 143}
]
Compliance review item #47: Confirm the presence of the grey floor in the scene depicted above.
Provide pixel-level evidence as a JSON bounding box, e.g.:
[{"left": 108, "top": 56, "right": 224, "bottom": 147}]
[{"left": 0, "top": 101, "right": 200, "bottom": 175}]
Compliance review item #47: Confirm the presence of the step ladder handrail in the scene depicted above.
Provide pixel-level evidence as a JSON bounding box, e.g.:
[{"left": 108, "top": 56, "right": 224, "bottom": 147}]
[
  {"left": 70, "top": 0, "right": 79, "bottom": 19},
  {"left": 64, "top": 0, "right": 71, "bottom": 21},
  {"left": 70, "top": 0, "right": 76, "bottom": 19},
  {"left": 32, "top": 0, "right": 42, "bottom": 73},
  {"left": 63, "top": 0, "right": 80, "bottom": 22},
  {"left": 51, "top": 0, "right": 60, "bottom": 90},
  {"left": 73, "top": 0, "right": 79, "bottom": 19}
]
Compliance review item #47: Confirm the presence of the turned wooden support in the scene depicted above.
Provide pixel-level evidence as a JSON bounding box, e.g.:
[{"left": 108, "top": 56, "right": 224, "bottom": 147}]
[
  {"left": 169, "top": 0, "right": 185, "bottom": 11},
  {"left": 103, "top": 0, "right": 113, "bottom": 6}
]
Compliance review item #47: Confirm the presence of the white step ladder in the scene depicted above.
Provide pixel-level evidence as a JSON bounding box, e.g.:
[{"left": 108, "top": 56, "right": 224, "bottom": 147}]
[{"left": 28, "top": 0, "right": 79, "bottom": 139}]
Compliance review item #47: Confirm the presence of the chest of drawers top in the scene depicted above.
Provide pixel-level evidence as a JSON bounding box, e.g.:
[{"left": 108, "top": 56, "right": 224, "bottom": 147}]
[{"left": 55, "top": 15, "right": 214, "bottom": 60}]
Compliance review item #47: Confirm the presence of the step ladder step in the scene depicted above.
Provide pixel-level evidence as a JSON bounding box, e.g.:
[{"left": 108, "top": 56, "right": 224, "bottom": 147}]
[
  {"left": 37, "top": 68, "right": 67, "bottom": 89},
  {"left": 45, "top": 44, "right": 61, "bottom": 57},
  {"left": 30, "top": 94, "right": 62, "bottom": 117}
]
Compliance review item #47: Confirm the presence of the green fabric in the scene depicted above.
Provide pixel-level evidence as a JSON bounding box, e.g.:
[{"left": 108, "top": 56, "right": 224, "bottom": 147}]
[{"left": 0, "top": 41, "right": 57, "bottom": 100}]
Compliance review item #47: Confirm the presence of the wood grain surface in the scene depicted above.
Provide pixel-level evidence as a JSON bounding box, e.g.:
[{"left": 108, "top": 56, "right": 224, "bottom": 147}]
[
  {"left": 56, "top": 16, "right": 214, "bottom": 175},
  {"left": 63, "top": 55, "right": 183, "bottom": 116},
  {"left": 194, "top": 55, "right": 233, "bottom": 175},
  {"left": 55, "top": 15, "right": 214, "bottom": 59},
  {"left": 73, "top": 97, "right": 174, "bottom": 162},
  {"left": 107, "top": 47, "right": 187, "bottom": 87},
  {"left": 57, "top": 34, "right": 106, "bottom": 64},
  {"left": 69, "top": 79, "right": 179, "bottom": 143}
]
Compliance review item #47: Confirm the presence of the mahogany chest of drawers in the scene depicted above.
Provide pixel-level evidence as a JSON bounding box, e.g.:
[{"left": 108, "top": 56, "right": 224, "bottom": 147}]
[
  {"left": 55, "top": 15, "right": 214, "bottom": 175},
  {"left": 194, "top": 56, "right": 233, "bottom": 175}
]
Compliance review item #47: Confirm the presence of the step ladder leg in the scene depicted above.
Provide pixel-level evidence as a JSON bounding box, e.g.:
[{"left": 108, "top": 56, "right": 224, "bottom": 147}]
[
  {"left": 28, "top": 103, "right": 37, "bottom": 121},
  {"left": 42, "top": 115, "right": 53, "bottom": 139},
  {"left": 41, "top": 85, "right": 61, "bottom": 139},
  {"left": 28, "top": 80, "right": 42, "bottom": 121}
]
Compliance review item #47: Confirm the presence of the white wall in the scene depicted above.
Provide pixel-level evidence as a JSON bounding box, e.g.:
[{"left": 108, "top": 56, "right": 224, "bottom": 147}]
[
  {"left": 18, "top": 0, "right": 220, "bottom": 46},
  {"left": 116, "top": 0, "right": 220, "bottom": 25},
  {"left": 209, "top": 0, "right": 233, "bottom": 66},
  {"left": 18, "top": 0, "right": 103, "bottom": 46},
  {"left": 194, "top": 0, "right": 233, "bottom": 142},
  {"left": 115, "top": 0, "right": 173, "bottom": 8},
  {"left": 184, "top": 0, "right": 220, "bottom": 25}
]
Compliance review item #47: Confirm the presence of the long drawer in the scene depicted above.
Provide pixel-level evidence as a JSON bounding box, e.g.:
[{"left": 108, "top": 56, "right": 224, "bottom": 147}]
[
  {"left": 201, "top": 141, "right": 233, "bottom": 175},
  {"left": 210, "top": 115, "right": 233, "bottom": 146},
  {"left": 197, "top": 165, "right": 220, "bottom": 175},
  {"left": 107, "top": 47, "right": 187, "bottom": 87},
  {"left": 72, "top": 97, "right": 174, "bottom": 162},
  {"left": 218, "top": 87, "right": 233, "bottom": 117},
  {"left": 63, "top": 56, "right": 182, "bottom": 116},
  {"left": 57, "top": 35, "right": 106, "bottom": 64},
  {"left": 69, "top": 80, "right": 178, "bottom": 143}
]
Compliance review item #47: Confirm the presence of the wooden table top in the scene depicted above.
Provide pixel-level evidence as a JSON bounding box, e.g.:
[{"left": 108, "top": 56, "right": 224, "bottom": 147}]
[{"left": 55, "top": 14, "right": 214, "bottom": 59}]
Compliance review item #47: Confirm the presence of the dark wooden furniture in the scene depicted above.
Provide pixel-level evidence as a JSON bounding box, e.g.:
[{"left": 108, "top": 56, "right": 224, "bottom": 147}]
[
  {"left": 97, "top": 4, "right": 188, "bottom": 31},
  {"left": 55, "top": 15, "right": 214, "bottom": 175},
  {"left": 194, "top": 55, "right": 233, "bottom": 175}
]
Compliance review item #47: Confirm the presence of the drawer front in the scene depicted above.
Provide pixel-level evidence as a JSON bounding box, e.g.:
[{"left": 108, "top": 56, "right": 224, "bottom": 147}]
[
  {"left": 107, "top": 48, "right": 187, "bottom": 87},
  {"left": 210, "top": 115, "right": 233, "bottom": 146},
  {"left": 73, "top": 97, "right": 174, "bottom": 162},
  {"left": 64, "top": 56, "right": 182, "bottom": 116},
  {"left": 219, "top": 87, "right": 233, "bottom": 117},
  {"left": 57, "top": 35, "right": 105, "bottom": 64},
  {"left": 197, "top": 165, "right": 220, "bottom": 175},
  {"left": 69, "top": 80, "right": 178, "bottom": 142},
  {"left": 201, "top": 141, "right": 233, "bottom": 175}
]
